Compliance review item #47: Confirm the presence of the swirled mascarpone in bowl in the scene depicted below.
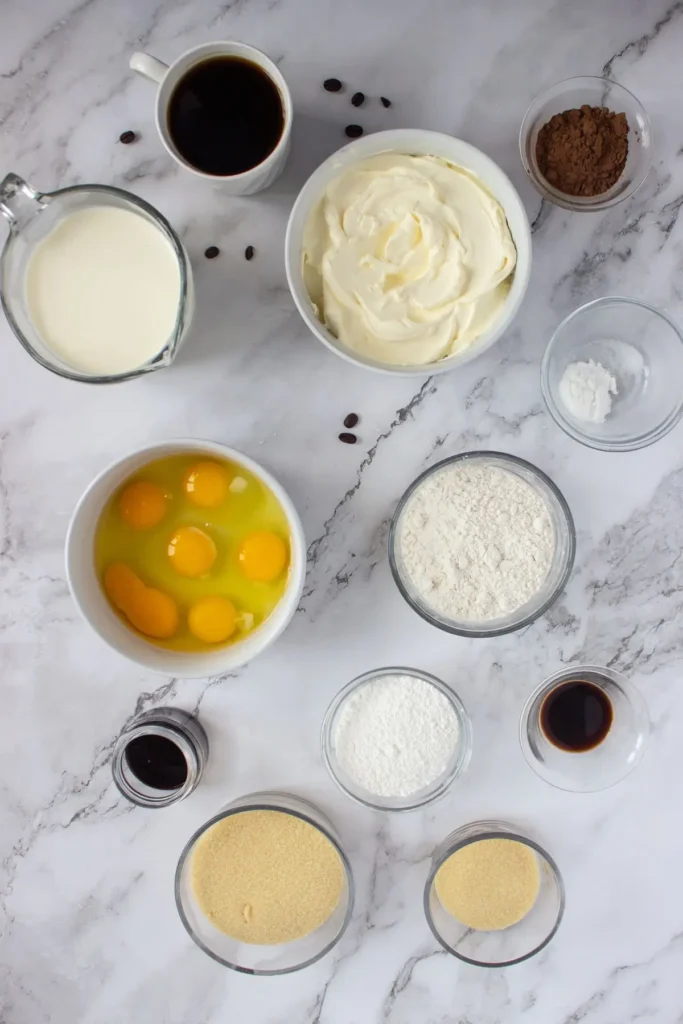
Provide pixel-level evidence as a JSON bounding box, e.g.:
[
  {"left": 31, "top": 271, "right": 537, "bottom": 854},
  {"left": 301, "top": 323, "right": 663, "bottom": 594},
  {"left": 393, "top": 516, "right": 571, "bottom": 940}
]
[{"left": 302, "top": 153, "right": 517, "bottom": 367}]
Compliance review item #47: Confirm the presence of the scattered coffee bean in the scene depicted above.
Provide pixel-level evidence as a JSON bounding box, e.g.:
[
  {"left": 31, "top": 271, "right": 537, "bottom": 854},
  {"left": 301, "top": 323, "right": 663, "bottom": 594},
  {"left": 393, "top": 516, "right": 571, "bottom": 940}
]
[
  {"left": 204, "top": 246, "right": 220, "bottom": 259},
  {"left": 119, "top": 130, "right": 137, "bottom": 144},
  {"left": 345, "top": 124, "right": 363, "bottom": 139},
  {"left": 380, "top": 96, "right": 392, "bottom": 108},
  {"left": 324, "top": 78, "right": 343, "bottom": 93},
  {"left": 245, "top": 245, "right": 255, "bottom": 261},
  {"left": 343, "top": 413, "right": 359, "bottom": 429},
  {"left": 351, "top": 92, "right": 365, "bottom": 108},
  {"left": 339, "top": 432, "right": 357, "bottom": 445}
]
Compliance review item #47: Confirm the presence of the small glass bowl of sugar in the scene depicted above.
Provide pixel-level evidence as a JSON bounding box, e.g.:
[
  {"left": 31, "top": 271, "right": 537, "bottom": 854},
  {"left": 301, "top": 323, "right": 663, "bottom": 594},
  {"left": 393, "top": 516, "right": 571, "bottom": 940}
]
[
  {"left": 542, "top": 297, "right": 683, "bottom": 451},
  {"left": 321, "top": 667, "right": 472, "bottom": 812}
]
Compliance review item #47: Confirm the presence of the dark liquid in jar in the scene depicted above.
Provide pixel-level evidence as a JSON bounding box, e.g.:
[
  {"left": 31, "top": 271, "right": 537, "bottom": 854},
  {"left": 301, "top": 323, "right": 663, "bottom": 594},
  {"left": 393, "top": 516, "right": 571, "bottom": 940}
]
[
  {"left": 540, "top": 680, "right": 613, "bottom": 752},
  {"left": 124, "top": 734, "right": 188, "bottom": 790},
  {"left": 167, "top": 56, "right": 284, "bottom": 176}
]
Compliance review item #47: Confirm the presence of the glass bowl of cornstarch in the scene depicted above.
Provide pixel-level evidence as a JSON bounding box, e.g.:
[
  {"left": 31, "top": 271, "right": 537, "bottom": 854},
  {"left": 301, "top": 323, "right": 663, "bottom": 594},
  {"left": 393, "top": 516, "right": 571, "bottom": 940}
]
[
  {"left": 389, "top": 452, "right": 575, "bottom": 638},
  {"left": 322, "top": 667, "right": 472, "bottom": 811}
]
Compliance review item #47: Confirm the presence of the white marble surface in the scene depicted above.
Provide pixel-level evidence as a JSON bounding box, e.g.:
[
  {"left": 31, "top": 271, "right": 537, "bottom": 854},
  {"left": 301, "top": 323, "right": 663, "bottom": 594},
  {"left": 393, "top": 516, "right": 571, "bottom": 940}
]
[{"left": 2, "top": 0, "right": 683, "bottom": 1020}]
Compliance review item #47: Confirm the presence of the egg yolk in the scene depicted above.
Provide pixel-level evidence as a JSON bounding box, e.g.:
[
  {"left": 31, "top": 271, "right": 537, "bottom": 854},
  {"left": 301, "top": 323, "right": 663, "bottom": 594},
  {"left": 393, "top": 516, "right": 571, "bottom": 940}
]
[
  {"left": 168, "top": 526, "right": 217, "bottom": 577},
  {"left": 185, "top": 461, "right": 230, "bottom": 508},
  {"left": 104, "top": 563, "right": 144, "bottom": 611},
  {"left": 188, "top": 596, "right": 237, "bottom": 644},
  {"left": 237, "top": 531, "right": 288, "bottom": 583},
  {"left": 119, "top": 481, "right": 167, "bottom": 530},
  {"left": 103, "top": 563, "right": 179, "bottom": 639}
]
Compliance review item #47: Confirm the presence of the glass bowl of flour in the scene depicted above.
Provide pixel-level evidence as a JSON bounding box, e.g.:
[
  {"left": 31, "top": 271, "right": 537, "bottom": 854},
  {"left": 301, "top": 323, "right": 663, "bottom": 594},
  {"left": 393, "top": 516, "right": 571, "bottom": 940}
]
[
  {"left": 541, "top": 297, "right": 683, "bottom": 451},
  {"left": 321, "top": 667, "right": 472, "bottom": 811},
  {"left": 389, "top": 452, "right": 575, "bottom": 638}
]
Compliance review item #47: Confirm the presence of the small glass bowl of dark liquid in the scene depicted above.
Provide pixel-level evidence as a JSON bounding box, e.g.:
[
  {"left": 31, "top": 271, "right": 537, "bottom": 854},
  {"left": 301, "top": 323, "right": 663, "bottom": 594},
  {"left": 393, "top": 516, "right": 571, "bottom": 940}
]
[{"left": 519, "top": 666, "right": 649, "bottom": 791}]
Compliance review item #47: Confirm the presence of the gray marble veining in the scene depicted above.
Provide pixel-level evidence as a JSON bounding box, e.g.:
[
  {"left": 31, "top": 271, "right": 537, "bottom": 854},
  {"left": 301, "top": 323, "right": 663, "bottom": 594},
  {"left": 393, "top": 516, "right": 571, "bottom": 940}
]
[{"left": 2, "top": 0, "right": 683, "bottom": 1021}]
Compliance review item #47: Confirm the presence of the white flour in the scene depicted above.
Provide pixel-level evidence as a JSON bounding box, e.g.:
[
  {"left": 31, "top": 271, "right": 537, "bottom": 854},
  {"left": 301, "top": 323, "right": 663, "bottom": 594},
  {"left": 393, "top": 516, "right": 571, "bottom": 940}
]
[
  {"left": 559, "top": 359, "right": 618, "bottom": 423},
  {"left": 398, "top": 462, "right": 555, "bottom": 621},
  {"left": 333, "top": 674, "right": 460, "bottom": 798}
]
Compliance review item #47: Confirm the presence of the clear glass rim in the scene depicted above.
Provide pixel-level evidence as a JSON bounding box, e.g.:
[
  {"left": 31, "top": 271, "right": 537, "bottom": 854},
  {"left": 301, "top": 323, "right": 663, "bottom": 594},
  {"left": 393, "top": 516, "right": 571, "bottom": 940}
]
[
  {"left": 0, "top": 181, "right": 190, "bottom": 384},
  {"left": 541, "top": 296, "right": 683, "bottom": 451},
  {"left": 519, "top": 663, "right": 651, "bottom": 792},
  {"left": 388, "top": 452, "right": 576, "bottom": 637},
  {"left": 424, "top": 820, "right": 565, "bottom": 968},
  {"left": 174, "top": 798, "right": 355, "bottom": 975},
  {"left": 112, "top": 722, "right": 201, "bottom": 807},
  {"left": 519, "top": 75, "right": 652, "bottom": 212},
  {"left": 321, "top": 667, "right": 473, "bottom": 812}
]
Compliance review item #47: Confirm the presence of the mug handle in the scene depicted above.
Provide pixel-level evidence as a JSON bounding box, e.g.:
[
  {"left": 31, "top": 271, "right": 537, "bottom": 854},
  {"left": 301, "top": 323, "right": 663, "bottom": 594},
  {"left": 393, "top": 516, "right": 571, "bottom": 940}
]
[{"left": 130, "top": 52, "right": 169, "bottom": 84}]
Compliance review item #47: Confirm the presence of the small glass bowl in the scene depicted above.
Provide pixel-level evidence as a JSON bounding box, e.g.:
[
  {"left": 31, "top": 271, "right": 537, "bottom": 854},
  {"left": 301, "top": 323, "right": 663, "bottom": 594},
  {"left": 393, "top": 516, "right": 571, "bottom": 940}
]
[
  {"left": 520, "top": 665, "right": 649, "bottom": 792},
  {"left": 542, "top": 297, "right": 683, "bottom": 452},
  {"left": 519, "top": 76, "right": 652, "bottom": 211},
  {"left": 424, "top": 820, "right": 564, "bottom": 968},
  {"left": 174, "top": 791, "right": 354, "bottom": 975},
  {"left": 388, "top": 452, "right": 576, "bottom": 638},
  {"left": 321, "top": 667, "right": 472, "bottom": 812}
]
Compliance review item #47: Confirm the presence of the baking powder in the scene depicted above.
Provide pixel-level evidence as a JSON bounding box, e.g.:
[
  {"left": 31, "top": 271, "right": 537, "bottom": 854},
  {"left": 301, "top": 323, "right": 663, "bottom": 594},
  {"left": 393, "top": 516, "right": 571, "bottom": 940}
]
[
  {"left": 398, "top": 462, "right": 555, "bottom": 621},
  {"left": 559, "top": 358, "right": 618, "bottom": 423},
  {"left": 332, "top": 674, "right": 460, "bottom": 798}
]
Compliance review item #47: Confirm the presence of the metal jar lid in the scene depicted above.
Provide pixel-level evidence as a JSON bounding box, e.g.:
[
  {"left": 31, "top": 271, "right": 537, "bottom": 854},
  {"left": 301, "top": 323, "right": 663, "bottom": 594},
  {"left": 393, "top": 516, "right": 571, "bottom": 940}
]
[{"left": 112, "top": 707, "right": 209, "bottom": 808}]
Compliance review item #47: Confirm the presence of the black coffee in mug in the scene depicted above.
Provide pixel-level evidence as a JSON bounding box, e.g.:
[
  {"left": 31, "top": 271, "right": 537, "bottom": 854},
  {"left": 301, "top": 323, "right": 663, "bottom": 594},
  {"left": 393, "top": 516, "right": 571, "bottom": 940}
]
[{"left": 167, "top": 56, "right": 284, "bottom": 176}]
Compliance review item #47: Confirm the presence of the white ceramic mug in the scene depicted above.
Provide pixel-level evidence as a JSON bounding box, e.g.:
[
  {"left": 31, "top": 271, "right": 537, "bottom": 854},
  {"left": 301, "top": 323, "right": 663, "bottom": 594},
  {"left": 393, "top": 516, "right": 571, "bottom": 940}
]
[{"left": 130, "top": 41, "right": 292, "bottom": 195}]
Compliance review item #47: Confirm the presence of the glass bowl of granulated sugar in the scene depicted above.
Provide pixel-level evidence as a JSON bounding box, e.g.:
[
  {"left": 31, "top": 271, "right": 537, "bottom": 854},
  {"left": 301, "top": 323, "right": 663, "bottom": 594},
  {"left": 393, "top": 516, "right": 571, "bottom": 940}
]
[
  {"left": 389, "top": 452, "right": 575, "bottom": 638},
  {"left": 322, "top": 667, "right": 472, "bottom": 811}
]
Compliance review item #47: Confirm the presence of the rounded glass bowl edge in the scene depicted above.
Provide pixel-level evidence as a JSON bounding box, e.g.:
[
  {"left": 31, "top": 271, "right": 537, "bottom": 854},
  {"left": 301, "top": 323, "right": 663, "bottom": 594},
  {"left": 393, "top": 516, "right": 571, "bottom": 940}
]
[
  {"left": 388, "top": 451, "right": 576, "bottom": 637},
  {"left": 423, "top": 819, "right": 566, "bottom": 968},
  {"left": 321, "top": 667, "right": 473, "bottom": 812},
  {"left": 174, "top": 794, "right": 355, "bottom": 975},
  {"left": 519, "top": 663, "right": 650, "bottom": 792},
  {"left": 540, "top": 296, "right": 683, "bottom": 452},
  {"left": 518, "top": 76, "right": 652, "bottom": 213}
]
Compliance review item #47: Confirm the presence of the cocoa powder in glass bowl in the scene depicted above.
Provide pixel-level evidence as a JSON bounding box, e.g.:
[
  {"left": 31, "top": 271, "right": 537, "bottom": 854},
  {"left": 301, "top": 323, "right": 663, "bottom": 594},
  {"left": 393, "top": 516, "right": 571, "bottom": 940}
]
[
  {"left": 519, "top": 77, "right": 651, "bottom": 212},
  {"left": 535, "top": 104, "right": 628, "bottom": 197}
]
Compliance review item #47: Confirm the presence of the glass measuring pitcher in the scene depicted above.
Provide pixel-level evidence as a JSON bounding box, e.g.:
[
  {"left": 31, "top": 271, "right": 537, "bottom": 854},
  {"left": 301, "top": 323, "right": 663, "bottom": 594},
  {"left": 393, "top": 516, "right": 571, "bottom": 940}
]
[{"left": 0, "top": 173, "right": 194, "bottom": 383}]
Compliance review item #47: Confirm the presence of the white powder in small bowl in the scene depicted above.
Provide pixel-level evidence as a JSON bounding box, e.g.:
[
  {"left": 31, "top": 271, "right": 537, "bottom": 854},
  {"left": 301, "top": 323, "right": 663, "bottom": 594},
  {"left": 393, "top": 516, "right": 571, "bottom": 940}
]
[
  {"left": 331, "top": 673, "right": 460, "bottom": 799},
  {"left": 559, "top": 359, "right": 618, "bottom": 424}
]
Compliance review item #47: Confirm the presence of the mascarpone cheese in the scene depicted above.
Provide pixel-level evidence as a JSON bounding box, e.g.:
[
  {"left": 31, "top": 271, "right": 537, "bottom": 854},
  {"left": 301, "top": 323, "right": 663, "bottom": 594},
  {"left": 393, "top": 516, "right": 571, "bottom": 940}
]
[{"left": 302, "top": 153, "right": 517, "bottom": 366}]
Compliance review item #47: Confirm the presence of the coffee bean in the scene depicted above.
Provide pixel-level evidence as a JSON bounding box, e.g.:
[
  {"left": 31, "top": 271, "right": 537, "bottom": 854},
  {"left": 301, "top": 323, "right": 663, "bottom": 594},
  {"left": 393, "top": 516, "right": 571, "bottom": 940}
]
[
  {"left": 351, "top": 92, "right": 365, "bottom": 108},
  {"left": 119, "top": 130, "right": 137, "bottom": 144},
  {"left": 345, "top": 124, "right": 363, "bottom": 139},
  {"left": 380, "top": 96, "right": 392, "bottom": 108},
  {"left": 343, "top": 413, "right": 359, "bottom": 428},
  {"left": 324, "top": 78, "right": 343, "bottom": 92},
  {"left": 245, "top": 245, "right": 255, "bottom": 261},
  {"left": 339, "top": 432, "right": 357, "bottom": 444},
  {"left": 204, "top": 246, "right": 220, "bottom": 259}
]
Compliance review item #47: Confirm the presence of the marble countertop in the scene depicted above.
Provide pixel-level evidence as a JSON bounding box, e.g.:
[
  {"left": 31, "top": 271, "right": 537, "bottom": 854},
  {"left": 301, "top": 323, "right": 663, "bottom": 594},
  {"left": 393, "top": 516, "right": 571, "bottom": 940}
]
[{"left": 2, "top": 0, "right": 683, "bottom": 1021}]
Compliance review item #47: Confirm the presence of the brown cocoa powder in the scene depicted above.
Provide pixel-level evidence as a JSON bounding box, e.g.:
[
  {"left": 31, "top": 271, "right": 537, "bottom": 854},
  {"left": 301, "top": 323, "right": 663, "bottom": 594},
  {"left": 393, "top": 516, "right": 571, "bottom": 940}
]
[{"left": 535, "top": 105, "right": 629, "bottom": 197}]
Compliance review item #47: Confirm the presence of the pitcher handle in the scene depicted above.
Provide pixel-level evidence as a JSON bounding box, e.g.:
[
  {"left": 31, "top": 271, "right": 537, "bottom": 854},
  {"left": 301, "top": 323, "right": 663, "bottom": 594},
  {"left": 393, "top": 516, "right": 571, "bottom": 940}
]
[
  {"left": 0, "top": 173, "right": 47, "bottom": 230},
  {"left": 130, "top": 52, "right": 169, "bottom": 85}
]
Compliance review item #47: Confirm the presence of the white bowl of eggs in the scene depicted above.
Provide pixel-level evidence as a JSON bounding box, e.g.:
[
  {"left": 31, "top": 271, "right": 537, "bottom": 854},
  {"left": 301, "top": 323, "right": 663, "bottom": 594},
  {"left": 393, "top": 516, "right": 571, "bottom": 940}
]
[{"left": 66, "top": 439, "right": 306, "bottom": 678}]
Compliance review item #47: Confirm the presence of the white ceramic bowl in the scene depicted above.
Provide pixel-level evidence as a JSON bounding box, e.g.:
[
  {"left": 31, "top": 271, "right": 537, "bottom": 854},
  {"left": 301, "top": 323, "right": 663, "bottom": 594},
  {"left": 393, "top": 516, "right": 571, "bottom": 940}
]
[
  {"left": 65, "top": 439, "right": 306, "bottom": 678},
  {"left": 285, "top": 129, "right": 531, "bottom": 376}
]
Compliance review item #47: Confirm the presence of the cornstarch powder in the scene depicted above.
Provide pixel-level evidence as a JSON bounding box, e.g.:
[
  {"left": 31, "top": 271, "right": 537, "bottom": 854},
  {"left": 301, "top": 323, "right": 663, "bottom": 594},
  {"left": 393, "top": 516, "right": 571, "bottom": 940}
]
[
  {"left": 559, "top": 358, "right": 618, "bottom": 424},
  {"left": 332, "top": 673, "right": 460, "bottom": 798},
  {"left": 398, "top": 462, "right": 555, "bottom": 621}
]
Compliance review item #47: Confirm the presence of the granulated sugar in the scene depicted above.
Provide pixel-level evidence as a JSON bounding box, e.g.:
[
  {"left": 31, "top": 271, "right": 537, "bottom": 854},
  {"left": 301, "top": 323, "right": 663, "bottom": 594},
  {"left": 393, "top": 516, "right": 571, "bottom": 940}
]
[
  {"left": 190, "top": 809, "right": 344, "bottom": 944},
  {"left": 398, "top": 462, "right": 555, "bottom": 621},
  {"left": 435, "top": 837, "right": 540, "bottom": 931},
  {"left": 332, "top": 673, "right": 460, "bottom": 798}
]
